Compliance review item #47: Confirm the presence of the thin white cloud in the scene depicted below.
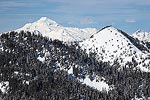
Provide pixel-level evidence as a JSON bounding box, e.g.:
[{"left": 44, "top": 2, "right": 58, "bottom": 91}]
[
  {"left": 0, "top": 1, "right": 26, "bottom": 7},
  {"left": 0, "top": 0, "right": 45, "bottom": 10},
  {"left": 125, "top": 18, "right": 136, "bottom": 23}
]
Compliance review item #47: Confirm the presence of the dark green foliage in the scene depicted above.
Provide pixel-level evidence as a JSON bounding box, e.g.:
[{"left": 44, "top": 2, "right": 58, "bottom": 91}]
[
  {"left": 0, "top": 31, "right": 150, "bottom": 100},
  {"left": 145, "top": 41, "right": 150, "bottom": 50}
]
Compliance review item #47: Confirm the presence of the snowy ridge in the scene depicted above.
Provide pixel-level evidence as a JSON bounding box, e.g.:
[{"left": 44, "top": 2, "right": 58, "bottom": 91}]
[
  {"left": 16, "top": 17, "right": 97, "bottom": 42},
  {"left": 81, "top": 26, "right": 150, "bottom": 72},
  {"left": 132, "top": 30, "right": 150, "bottom": 42}
]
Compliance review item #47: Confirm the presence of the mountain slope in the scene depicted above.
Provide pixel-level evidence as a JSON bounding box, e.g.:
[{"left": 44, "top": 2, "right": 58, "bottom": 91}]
[
  {"left": 16, "top": 17, "right": 97, "bottom": 42},
  {"left": 81, "top": 26, "right": 150, "bottom": 72},
  {"left": 1, "top": 30, "right": 150, "bottom": 100},
  {"left": 132, "top": 30, "right": 150, "bottom": 42},
  {"left": 0, "top": 31, "right": 110, "bottom": 95}
]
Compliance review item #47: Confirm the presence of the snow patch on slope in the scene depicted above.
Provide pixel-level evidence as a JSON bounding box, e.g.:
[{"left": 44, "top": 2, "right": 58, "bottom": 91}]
[
  {"left": 68, "top": 66, "right": 110, "bottom": 91},
  {"left": 0, "top": 81, "right": 9, "bottom": 93},
  {"left": 80, "top": 76, "right": 110, "bottom": 91}
]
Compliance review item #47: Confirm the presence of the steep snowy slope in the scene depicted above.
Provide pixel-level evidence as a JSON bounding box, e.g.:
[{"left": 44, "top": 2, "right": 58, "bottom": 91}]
[
  {"left": 132, "top": 30, "right": 150, "bottom": 42},
  {"left": 81, "top": 26, "right": 150, "bottom": 72},
  {"left": 16, "top": 17, "right": 97, "bottom": 42}
]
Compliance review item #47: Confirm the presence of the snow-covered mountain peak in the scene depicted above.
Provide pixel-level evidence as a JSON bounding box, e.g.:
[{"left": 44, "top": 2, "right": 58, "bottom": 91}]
[
  {"left": 132, "top": 30, "right": 150, "bottom": 42},
  {"left": 16, "top": 17, "right": 97, "bottom": 42},
  {"left": 92, "top": 25, "right": 123, "bottom": 37},
  {"left": 89, "top": 26, "right": 131, "bottom": 44},
  {"left": 81, "top": 26, "right": 150, "bottom": 72},
  {"left": 39, "top": 17, "right": 50, "bottom": 21},
  {"left": 36, "top": 17, "right": 59, "bottom": 27}
]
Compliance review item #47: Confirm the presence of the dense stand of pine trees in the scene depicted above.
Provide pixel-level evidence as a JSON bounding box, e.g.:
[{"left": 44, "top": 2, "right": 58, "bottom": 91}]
[{"left": 0, "top": 31, "right": 150, "bottom": 100}]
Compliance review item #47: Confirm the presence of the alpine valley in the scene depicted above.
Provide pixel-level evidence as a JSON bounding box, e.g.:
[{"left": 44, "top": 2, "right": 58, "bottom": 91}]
[{"left": 0, "top": 17, "right": 150, "bottom": 100}]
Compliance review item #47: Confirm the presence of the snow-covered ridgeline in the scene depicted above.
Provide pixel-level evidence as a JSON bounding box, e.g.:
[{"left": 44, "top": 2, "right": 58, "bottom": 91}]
[{"left": 16, "top": 17, "right": 97, "bottom": 42}]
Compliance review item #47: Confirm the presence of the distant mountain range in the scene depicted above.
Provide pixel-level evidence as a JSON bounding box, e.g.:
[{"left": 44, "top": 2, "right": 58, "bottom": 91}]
[
  {"left": 16, "top": 17, "right": 150, "bottom": 43},
  {"left": 16, "top": 17, "right": 97, "bottom": 42}
]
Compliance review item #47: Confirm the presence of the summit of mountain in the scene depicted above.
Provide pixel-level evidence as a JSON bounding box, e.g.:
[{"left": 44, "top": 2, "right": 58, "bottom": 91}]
[
  {"left": 16, "top": 17, "right": 97, "bottom": 42},
  {"left": 81, "top": 26, "right": 150, "bottom": 72}
]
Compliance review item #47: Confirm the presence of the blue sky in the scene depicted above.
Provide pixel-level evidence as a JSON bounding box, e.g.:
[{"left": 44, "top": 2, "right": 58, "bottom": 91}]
[{"left": 0, "top": 0, "right": 150, "bottom": 33}]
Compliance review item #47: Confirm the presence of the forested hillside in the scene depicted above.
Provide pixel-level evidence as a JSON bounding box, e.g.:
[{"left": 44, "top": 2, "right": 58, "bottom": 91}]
[{"left": 0, "top": 31, "right": 150, "bottom": 100}]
